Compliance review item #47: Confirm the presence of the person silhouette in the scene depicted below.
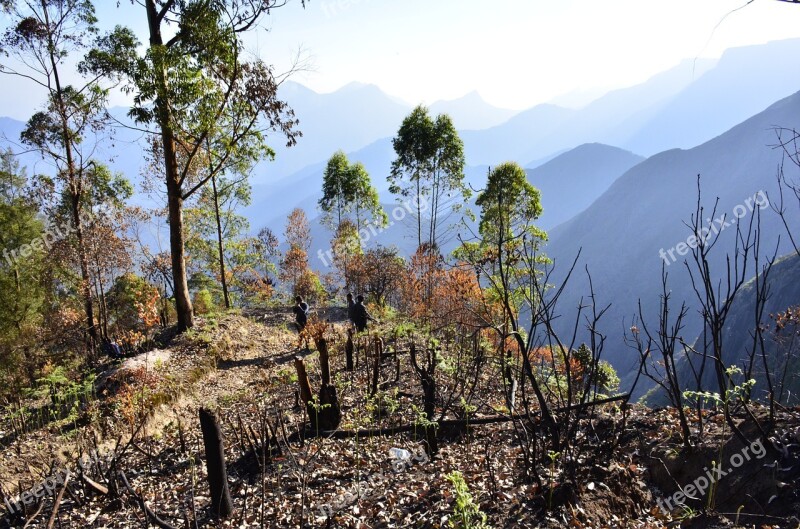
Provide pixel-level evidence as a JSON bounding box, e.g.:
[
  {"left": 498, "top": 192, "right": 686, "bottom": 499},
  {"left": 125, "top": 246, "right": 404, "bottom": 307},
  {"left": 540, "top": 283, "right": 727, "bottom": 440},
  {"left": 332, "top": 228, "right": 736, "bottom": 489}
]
[
  {"left": 352, "top": 294, "right": 377, "bottom": 332},
  {"left": 292, "top": 295, "right": 309, "bottom": 331}
]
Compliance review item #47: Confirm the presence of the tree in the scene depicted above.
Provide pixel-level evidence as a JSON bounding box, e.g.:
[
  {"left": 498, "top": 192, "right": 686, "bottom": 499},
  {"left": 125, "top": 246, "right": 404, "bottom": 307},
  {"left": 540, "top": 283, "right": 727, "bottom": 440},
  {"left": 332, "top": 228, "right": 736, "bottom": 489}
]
[
  {"left": 355, "top": 246, "right": 405, "bottom": 307},
  {"left": 457, "top": 162, "right": 560, "bottom": 451},
  {"left": 350, "top": 161, "right": 387, "bottom": 233},
  {"left": 389, "top": 105, "right": 469, "bottom": 251},
  {"left": 1, "top": 0, "right": 110, "bottom": 349},
  {"left": 320, "top": 151, "right": 386, "bottom": 233},
  {"left": 280, "top": 208, "right": 311, "bottom": 294},
  {"left": 476, "top": 162, "right": 546, "bottom": 250},
  {"left": 185, "top": 174, "right": 252, "bottom": 308},
  {"left": 319, "top": 150, "right": 355, "bottom": 228},
  {"left": 86, "top": 0, "right": 303, "bottom": 331},
  {"left": 0, "top": 150, "right": 48, "bottom": 388},
  {"left": 330, "top": 219, "right": 362, "bottom": 292}
]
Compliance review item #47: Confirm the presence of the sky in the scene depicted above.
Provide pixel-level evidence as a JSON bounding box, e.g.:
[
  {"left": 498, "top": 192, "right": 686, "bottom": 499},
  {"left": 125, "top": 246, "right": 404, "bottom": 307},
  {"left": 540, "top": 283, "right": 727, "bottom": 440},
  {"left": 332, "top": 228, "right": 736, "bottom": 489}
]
[{"left": 1, "top": 0, "right": 800, "bottom": 119}]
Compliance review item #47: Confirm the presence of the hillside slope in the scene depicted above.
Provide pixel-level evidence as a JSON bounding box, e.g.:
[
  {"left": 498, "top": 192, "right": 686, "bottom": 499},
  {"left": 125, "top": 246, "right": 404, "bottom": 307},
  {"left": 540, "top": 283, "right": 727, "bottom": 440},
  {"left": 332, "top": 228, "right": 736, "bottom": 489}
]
[{"left": 543, "top": 89, "right": 800, "bottom": 388}]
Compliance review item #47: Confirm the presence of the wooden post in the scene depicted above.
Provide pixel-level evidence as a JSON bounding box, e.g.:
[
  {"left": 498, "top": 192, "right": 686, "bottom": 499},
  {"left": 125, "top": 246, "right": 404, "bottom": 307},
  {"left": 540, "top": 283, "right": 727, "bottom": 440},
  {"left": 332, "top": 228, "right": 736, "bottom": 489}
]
[
  {"left": 199, "top": 407, "right": 233, "bottom": 518},
  {"left": 345, "top": 329, "right": 354, "bottom": 372}
]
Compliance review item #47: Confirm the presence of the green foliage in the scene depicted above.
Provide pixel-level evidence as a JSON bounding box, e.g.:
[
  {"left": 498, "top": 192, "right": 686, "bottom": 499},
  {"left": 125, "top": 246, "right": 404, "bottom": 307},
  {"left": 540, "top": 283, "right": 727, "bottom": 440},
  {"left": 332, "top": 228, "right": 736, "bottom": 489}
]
[
  {"left": 389, "top": 105, "right": 469, "bottom": 248},
  {"left": 320, "top": 151, "right": 386, "bottom": 237},
  {"left": 475, "top": 162, "right": 546, "bottom": 246},
  {"left": 456, "top": 162, "right": 549, "bottom": 333},
  {"left": 350, "top": 161, "right": 387, "bottom": 230},
  {"left": 445, "top": 471, "right": 490, "bottom": 529},
  {"left": 0, "top": 150, "right": 49, "bottom": 390},
  {"left": 185, "top": 175, "right": 256, "bottom": 305},
  {"left": 35, "top": 365, "right": 95, "bottom": 427},
  {"left": 193, "top": 289, "right": 216, "bottom": 315},
  {"left": 86, "top": 1, "right": 301, "bottom": 330},
  {"left": 294, "top": 268, "right": 326, "bottom": 304},
  {"left": 319, "top": 150, "right": 354, "bottom": 227}
]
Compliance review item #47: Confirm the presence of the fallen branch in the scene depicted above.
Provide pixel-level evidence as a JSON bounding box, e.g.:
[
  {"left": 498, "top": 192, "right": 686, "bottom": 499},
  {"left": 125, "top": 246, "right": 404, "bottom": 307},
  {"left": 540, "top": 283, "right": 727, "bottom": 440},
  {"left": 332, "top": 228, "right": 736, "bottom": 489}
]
[
  {"left": 45, "top": 471, "right": 70, "bottom": 529},
  {"left": 80, "top": 473, "right": 109, "bottom": 496},
  {"left": 119, "top": 471, "right": 178, "bottom": 529},
  {"left": 295, "top": 394, "right": 630, "bottom": 440}
]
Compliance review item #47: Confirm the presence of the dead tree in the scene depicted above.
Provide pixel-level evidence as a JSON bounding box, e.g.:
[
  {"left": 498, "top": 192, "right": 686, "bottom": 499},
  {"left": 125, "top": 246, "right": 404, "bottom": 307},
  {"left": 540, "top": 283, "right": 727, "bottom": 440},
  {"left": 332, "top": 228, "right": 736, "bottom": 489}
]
[
  {"left": 503, "top": 349, "right": 517, "bottom": 412},
  {"left": 294, "top": 344, "right": 341, "bottom": 433},
  {"left": 410, "top": 341, "right": 438, "bottom": 456},
  {"left": 199, "top": 407, "right": 233, "bottom": 518},
  {"left": 370, "top": 336, "right": 384, "bottom": 396},
  {"left": 627, "top": 265, "right": 693, "bottom": 448},
  {"left": 313, "top": 337, "right": 341, "bottom": 431}
]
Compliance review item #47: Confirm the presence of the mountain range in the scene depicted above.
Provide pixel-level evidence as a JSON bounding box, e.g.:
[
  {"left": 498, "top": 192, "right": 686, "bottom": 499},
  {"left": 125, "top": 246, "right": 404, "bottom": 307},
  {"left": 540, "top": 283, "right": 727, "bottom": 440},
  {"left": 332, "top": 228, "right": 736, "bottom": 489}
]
[{"left": 3, "top": 39, "right": 800, "bottom": 395}]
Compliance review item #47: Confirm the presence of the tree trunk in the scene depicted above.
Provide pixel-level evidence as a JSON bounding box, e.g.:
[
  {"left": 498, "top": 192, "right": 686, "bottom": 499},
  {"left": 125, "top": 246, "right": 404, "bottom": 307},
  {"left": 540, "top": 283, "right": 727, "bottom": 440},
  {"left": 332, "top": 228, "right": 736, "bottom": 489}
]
[
  {"left": 504, "top": 350, "right": 517, "bottom": 412},
  {"left": 199, "top": 407, "right": 233, "bottom": 518},
  {"left": 167, "top": 176, "right": 194, "bottom": 331},
  {"left": 72, "top": 195, "right": 99, "bottom": 349},
  {"left": 211, "top": 175, "right": 230, "bottom": 309},
  {"left": 409, "top": 342, "right": 438, "bottom": 456},
  {"left": 147, "top": 0, "right": 193, "bottom": 332},
  {"left": 370, "top": 336, "right": 383, "bottom": 396}
]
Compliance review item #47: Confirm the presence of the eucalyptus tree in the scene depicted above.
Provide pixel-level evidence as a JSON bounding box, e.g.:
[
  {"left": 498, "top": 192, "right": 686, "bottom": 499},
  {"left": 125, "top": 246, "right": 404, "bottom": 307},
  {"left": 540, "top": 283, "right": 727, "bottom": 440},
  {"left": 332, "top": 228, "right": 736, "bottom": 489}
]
[
  {"left": 456, "top": 162, "right": 558, "bottom": 447},
  {"left": 0, "top": 0, "right": 113, "bottom": 348},
  {"left": 349, "top": 161, "right": 387, "bottom": 233},
  {"left": 86, "top": 0, "right": 303, "bottom": 331},
  {"left": 320, "top": 151, "right": 386, "bottom": 233},
  {"left": 319, "top": 150, "right": 354, "bottom": 229},
  {"left": 389, "top": 105, "right": 469, "bottom": 252}
]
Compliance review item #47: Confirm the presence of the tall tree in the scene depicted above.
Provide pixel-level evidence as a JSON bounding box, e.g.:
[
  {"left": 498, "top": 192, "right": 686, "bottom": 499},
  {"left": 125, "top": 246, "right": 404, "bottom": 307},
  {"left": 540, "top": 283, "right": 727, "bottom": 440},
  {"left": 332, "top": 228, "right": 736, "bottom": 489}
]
[
  {"left": 319, "top": 152, "right": 386, "bottom": 233},
  {"left": 1, "top": 0, "right": 109, "bottom": 349},
  {"left": 86, "top": 0, "right": 303, "bottom": 331},
  {"left": 389, "top": 105, "right": 469, "bottom": 251},
  {"left": 350, "top": 161, "right": 387, "bottom": 233},
  {"left": 319, "top": 150, "right": 355, "bottom": 229},
  {"left": 185, "top": 174, "right": 252, "bottom": 308}
]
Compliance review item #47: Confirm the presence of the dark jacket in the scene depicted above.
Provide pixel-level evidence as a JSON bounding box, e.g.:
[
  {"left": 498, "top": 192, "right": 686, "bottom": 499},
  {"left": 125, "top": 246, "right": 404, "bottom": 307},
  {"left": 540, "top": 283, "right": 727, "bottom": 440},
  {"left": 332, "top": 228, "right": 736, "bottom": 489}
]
[
  {"left": 352, "top": 301, "right": 375, "bottom": 332},
  {"left": 293, "top": 301, "right": 309, "bottom": 328}
]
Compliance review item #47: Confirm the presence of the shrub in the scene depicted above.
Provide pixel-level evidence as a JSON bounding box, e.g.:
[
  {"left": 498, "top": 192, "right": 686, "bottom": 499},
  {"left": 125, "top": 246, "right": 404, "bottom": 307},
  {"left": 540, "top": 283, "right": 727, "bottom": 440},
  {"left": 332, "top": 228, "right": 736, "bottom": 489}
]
[{"left": 193, "top": 289, "right": 215, "bottom": 315}]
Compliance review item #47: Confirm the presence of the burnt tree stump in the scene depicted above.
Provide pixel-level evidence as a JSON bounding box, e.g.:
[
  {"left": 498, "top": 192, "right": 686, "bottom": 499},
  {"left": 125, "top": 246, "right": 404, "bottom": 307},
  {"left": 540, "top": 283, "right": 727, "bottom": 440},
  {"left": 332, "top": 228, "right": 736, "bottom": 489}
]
[{"left": 199, "top": 407, "right": 233, "bottom": 518}]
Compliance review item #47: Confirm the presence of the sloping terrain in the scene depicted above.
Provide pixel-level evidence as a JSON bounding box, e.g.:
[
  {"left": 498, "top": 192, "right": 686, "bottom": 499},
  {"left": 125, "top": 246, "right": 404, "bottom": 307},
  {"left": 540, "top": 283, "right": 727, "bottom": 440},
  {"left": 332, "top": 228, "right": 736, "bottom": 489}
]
[{"left": 1, "top": 311, "right": 798, "bottom": 528}]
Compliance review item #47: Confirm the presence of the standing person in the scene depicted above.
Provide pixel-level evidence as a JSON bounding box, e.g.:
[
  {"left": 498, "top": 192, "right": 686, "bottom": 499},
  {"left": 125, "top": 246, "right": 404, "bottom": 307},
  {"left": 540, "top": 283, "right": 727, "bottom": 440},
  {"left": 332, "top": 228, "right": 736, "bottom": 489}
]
[
  {"left": 352, "top": 294, "right": 377, "bottom": 332},
  {"left": 346, "top": 292, "right": 356, "bottom": 327},
  {"left": 292, "top": 295, "right": 309, "bottom": 332}
]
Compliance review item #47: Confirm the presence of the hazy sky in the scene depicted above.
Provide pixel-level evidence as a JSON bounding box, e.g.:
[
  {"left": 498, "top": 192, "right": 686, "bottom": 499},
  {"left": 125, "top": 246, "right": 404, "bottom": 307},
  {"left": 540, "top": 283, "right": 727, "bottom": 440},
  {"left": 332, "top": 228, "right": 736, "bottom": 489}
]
[{"left": 2, "top": 0, "right": 800, "bottom": 119}]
